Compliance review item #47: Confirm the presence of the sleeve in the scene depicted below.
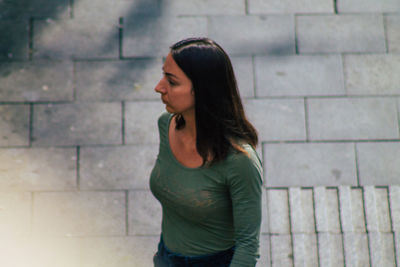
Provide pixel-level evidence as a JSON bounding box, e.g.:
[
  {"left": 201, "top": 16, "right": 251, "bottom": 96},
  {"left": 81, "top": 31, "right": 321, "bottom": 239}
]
[{"left": 226, "top": 152, "right": 263, "bottom": 267}]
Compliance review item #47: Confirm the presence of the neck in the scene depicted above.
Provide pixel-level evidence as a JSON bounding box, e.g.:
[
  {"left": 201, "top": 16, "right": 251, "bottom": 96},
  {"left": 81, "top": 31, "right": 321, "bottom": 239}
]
[{"left": 181, "top": 110, "right": 196, "bottom": 140}]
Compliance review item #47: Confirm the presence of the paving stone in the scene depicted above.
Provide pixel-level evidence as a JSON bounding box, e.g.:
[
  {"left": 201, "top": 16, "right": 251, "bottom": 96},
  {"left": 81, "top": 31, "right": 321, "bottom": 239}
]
[
  {"left": 292, "top": 234, "right": 318, "bottom": 266},
  {"left": 80, "top": 145, "right": 158, "bottom": 190},
  {"left": 123, "top": 16, "right": 207, "bottom": 57},
  {"left": 389, "top": 186, "right": 400, "bottom": 232},
  {"left": 75, "top": 59, "right": 162, "bottom": 101},
  {"left": 297, "top": 15, "right": 386, "bottom": 53},
  {"left": 0, "top": 0, "right": 70, "bottom": 20},
  {"left": 0, "top": 20, "right": 29, "bottom": 60},
  {"left": 357, "top": 143, "right": 400, "bottom": 185},
  {"left": 267, "top": 189, "right": 290, "bottom": 234},
  {"left": 248, "top": 0, "right": 334, "bottom": 14},
  {"left": 386, "top": 15, "right": 400, "bottom": 53},
  {"left": 343, "top": 233, "right": 370, "bottom": 266},
  {"left": 345, "top": 54, "right": 400, "bottom": 95},
  {"left": 208, "top": 15, "right": 295, "bottom": 56},
  {"left": 128, "top": 190, "right": 162, "bottom": 235},
  {"left": 161, "top": 0, "right": 245, "bottom": 15},
  {"left": 80, "top": 236, "right": 159, "bottom": 267},
  {"left": 368, "top": 232, "right": 396, "bottom": 267},
  {"left": 337, "top": 0, "right": 400, "bottom": 13},
  {"left": 125, "top": 101, "right": 165, "bottom": 144},
  {"left": 308, "top": 98, "right": 399, "bottom": 140},
  {"left": 364, "top": 187, "right": 392, "bottom": 233},
  {"left": 258, "top": 234, "right": 271, "bottom": 267},
  {"left": 230, "top": 56, "right": 255, "bottom": 98},
  {"left": 255, "top": 55, "right": 344, "bottom": 97},
  {"left": 317, "top": 233, "right": 344, "bottom": 267},
  {"left": 339, "top": 187, "right": 366, "bottom": 233},
  {"left": 270, "top": 235, "right": 293, "bottom": 267},
  {"left": 289, "top": 188, "right": 315, "bottom": 234},
  {"left": 265, "top": 143, "right": 357, "bottom": 187},
  {"left": 0, "top": 147, "right": 76, "bottom": 191},
  {"left": 32, "top": 103, "right": 122, "bottom": 146},
  {"left": 0, "top": 61, "right": 73, "bottom": 101},
  {"left": 261, "top": 188, "right": 269, "bottom": 234},
  {"left": 314, "top": 187, "right": 341, "bottom": 233},
  {"left": 0, "top": 105, "right": 29, "bottom": 146},
  {"left": 244, "top": 99, "right": 306, "bottom": 142},
  {"left": 33, "top": 18, "right": 119, "bottom": 59},
  {"left": 33, "top": 191, "right": 125, "bottom": 236},
  {"left": 0, "top": 192, "right": 31, "bottom": 234}
]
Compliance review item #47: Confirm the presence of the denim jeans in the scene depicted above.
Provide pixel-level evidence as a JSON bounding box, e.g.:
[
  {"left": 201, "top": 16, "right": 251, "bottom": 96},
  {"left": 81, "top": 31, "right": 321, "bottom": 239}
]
[{"left": 153, "top": 235, "right": 235, "bottom": 267}]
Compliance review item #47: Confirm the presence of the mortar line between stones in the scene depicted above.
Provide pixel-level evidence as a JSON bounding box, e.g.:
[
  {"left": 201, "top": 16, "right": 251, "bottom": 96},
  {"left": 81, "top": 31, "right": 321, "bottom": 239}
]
[
  {"left": 311, "top": 188, "right": 321, "bottom": 267},
  {"left": 251, "top": 55, "right": 257, "bottom": 98},
  {"left": 383, "top": 15, "right": 389, "bottom": 53},
  {"left": 76, "top": 146, "right": 80, "bottom": 190},
  {"left": 125, "top": 190, "right": 129, "bottom": 235},
  {"left": 69, "top": 0, "right": 74, "bottom": 18},
  {"left": 386, "top": 186, "right": 399, "bottom": 267},
  {"left": 361, "top": 186, "right": 373, "bottom": 266},
  {"left": 287, "top": 188, "right": 295, "bottom": 267},
  {"left": 245, "top": 0, "right": 249, "bottom": 15},
  {"left": 336, "top": 187, "right": 347, "bottom": 267},
  {"left": 294, "top": 15, "right": 299, "bottom": 55},
  {"left": 29, "top": 104, "right": 34, "bottom": 146},
  {"left": 121, "top": 101, "right": 125, "bottom": 145},
  {"left": 341, "top": 54, "right": 348, "bottom": 95},
  {"left": 333, "top": 0, "right": 338, "bottom": 14},
  {"left": 72, "top": 61, "right": 77, "bottom": 101},
  {"left": 354, "top": 143, "right": 361, "bottom": 186},
  {"left": 28, "top": 18, "right": 34, "bottom": 61},
  {"left": 119, "top": 17, "right": 124, "bottom": 59},
  {"left": 304, "top": 97, "right": 310, "bottom": 142}
]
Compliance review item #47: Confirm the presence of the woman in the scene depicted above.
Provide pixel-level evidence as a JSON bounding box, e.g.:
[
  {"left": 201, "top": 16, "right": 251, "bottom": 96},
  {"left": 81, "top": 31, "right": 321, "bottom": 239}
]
[{"left": 150, "top": 37, "right": 263, "bottom": 267}]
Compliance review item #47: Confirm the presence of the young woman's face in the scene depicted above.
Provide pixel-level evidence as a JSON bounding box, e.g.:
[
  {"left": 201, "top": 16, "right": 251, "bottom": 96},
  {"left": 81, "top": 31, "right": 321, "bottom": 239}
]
[{"left": 155, "top": 53, "right": 195, "bottom": 115}]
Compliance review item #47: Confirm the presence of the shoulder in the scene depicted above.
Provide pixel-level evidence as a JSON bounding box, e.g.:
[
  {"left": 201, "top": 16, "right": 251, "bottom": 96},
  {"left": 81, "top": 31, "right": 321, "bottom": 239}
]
[{"left": 157, "top": 112, "right": 173, "bottom": 131}]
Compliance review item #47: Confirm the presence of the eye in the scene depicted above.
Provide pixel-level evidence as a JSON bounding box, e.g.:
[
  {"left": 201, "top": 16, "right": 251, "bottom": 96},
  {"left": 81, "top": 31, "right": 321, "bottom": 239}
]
[{"left": 168, "top": 79, "right": 177, "bottom": 86}]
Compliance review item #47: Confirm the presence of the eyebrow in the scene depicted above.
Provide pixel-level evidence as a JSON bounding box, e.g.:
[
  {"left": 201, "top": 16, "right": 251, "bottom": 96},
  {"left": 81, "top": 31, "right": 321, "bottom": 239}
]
[{"left": 162, "top": 68, "right": 179, "bottom": 79}]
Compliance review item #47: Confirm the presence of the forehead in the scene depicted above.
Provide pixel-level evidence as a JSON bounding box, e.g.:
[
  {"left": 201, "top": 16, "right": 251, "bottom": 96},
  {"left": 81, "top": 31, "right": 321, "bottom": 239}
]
[{"left": 163, "top": 53, "right": 187, "bottom": 78}]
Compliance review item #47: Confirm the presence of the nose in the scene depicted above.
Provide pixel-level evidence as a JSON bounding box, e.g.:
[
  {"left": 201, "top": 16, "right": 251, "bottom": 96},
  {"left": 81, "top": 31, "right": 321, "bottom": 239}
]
[{"left": 154, "top": 78, "right": 167, "bottom": 94}]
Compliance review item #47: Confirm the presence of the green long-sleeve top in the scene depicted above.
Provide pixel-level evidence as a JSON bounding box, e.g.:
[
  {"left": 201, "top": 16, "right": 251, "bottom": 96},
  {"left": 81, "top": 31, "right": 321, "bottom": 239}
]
[{"left": 150, "top": 112, "right": 263, "bottom": 267}]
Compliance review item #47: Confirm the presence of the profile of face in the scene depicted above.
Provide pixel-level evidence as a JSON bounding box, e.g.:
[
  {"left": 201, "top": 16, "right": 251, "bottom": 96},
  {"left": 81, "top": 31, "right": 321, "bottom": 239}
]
[{"left": 154, "top": 53, "right": 195, "bottom": 115}]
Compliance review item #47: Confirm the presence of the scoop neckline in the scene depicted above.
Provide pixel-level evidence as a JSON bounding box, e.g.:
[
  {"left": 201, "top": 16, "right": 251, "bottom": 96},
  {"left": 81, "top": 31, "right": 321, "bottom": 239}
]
[{"left": 165, "top": 113, "right": 204, "bottom": 171}]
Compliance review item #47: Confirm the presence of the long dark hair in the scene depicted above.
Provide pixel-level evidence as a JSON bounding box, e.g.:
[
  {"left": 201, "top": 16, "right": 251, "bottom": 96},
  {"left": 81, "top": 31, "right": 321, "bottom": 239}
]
[{"left": 170, "top": 37, "right": 258, "bottom": 165}]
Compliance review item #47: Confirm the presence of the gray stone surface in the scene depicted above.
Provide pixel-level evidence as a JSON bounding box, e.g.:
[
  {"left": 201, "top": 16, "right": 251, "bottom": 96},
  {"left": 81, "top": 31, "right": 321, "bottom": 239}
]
[
  {"left": 368, "top": 232, "right": 396, "bottom": 267},
  {"left": 244, "top": 99, "right": 306, "bottom": 142},
  {"left": 343, "top": 233, "right": 370, "bottom": 266},
  {"left": 270, "top": 235, "right": 293, "bottom": 267},
  {"left": 297, "top": 15, "right": 386, "bottom": 53},
  {"left": 33, "top": 191, "right": 125, "bottom": 236},
  {"left": 389, "top": 186, "right": 400, "bottom": 232},
  {"left": 125, "top": 101, "right": 165, "bottom": 144},
  {"left": 255, "top": 55, "right": 344, "bottom": 97},
  {"left": 0, "top": 147, "right": 76, "bottom": 191},
  {"left": 267, "top": 189, "right": 290, "bottom": 234},
  {"left": 0, "top": 61, "right": 73, "bottom": 102},
  {"left": 292, "top": 234, "right": 318, "bottom": 267},
  {"left": 230, "top": 56, "right": 255, "bottom": 98},
  {"left": 308, "top": 98, "right": 399, "bottom": 140},
  {"left": 128, "top": 190, "right": 162, "bottom": 235},
  {"left": 338, "top": 0, "right": 400, "bottom": 13},
  {"left": 364, "top": 186, "right": 392, "bottom": 232},
  {"left": 345, "top": 54, "right": 400, "bottom": 95},
  {"left": 161, "top": 0, "right": 245, "bottom": 15},
  {"left": 248, "top": 0, "right": 334, "bottom": 14},
  {"left": 0, "top": 0, "right": 70, "bottom": 20},
  {"left": 32, "top": 103, "right": 122, "bottom": 146},
  {"left": 0, "top": 192, "right": 31, "bottom": 235},
  {"left": 33, "top": 18, "right": 119, "bottom": 59},
  {"left": 289, "top": 188, "right": 315, "bottom": 234},
  {"left": 386, "top": 15, "right": 400, "bottom": 53},
  {"left": 357, "top": 142, "right": 400, "bottom": 185},
  {"left": 80, "top": 145, "right": 158, "bottom": 190},
  {"left": 258, "top": 234, "right": 271, "bottom": 267},
  {"left": 0, "top": 20, "right": 29, "bottom": 60},
  {"left": 265, "top": 143, "right": 357, "bottom": 186},
  {"left": 0, "top": 105, "right": 29, "bottom": 146},
  {"left": 208, "top": 15, "right": 295, "bottom": 56},
  {"left": 123, "top": 16, "right": 207, "bottom": 57},
  {"left": 75, "top": 59, "right": 162, "bottom": 101},
  {"left": 318, "top": 233, "right": 344, "bottom": 267},
  {"left": 261, "top": 188, "right": 269, "bottom": 234},
  {"left": 314, "top": 187, "right": 341, "bottom": 233},
  {"left": 339, "top": 187, "right": 366, "bottom": 233},
  {"left": 396, "top": 232, "right": 400, "bottom": 267}
]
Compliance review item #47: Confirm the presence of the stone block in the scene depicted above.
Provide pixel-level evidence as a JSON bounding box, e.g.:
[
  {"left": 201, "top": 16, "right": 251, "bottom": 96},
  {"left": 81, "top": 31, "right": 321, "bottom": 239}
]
[
  {"left": 80, "top": 145, "right": 158, "bottom": 190},
  {"left": 125, "top": 101, "right": 165, "bottom": 144},
  {"left": 297, "top": 15, "right": 386, "bottom": 53},
  {"left": 270, "top": 235, "right": 293, "bottom": 267},
  {"left": 80, "top": 236, "right": 159, "bottom": 267},
  {"left": 345, "top": 54, "right": 400, "bottom": 95},
  {"left": 0, "top": 192, "right": 31, "bottom": 234},
  {"left": 389, "top": 186, "right": 400, "bottom": 232},
  {"left": 357, "top": 142, "right": 400, "bottom": 185},
  {"left": 261, "top": 188, "right": 269, "bottom": 234},
  {"left": 265, "top": 143, "right": 357, "bottom": 187},
  {"left": 258, "top": 234, "right": 271, "bottom": 267},
  {"left": 267, "top": 189, "right": 290, "bottom": 234},
  {"left": 208, "top": 15, "right": 295, "bottom": 56},
  {"left": 364, "top": 186, "right": 392, "bottom": 233},
  {"left": 343, "top": 233, "right": 370, "bottom": 267},
  {"left": 289, "top": 188, "right": 315, "bottom": 234},
  {"left": 338, "top": 0, "right": 400, "bottom": 13},
  {"left": 123, "top": 16, "right": 207, "bottom": 57},
  {"left": 386, "top": 15, "right": 400, "bottom": 53},
  {"left": 395, "top": 232, "right": 400, "bottom": 267},
  {"left": 32, "top": 103, "right": 122, "bottom": 146},
  {"left": 33, "top": 191, "right": 126, "bottom": 236},
  {"left": 33, "top": 18, "right": 119, "bottom": 59},
  {"left": 230, "top": 56, "right": 255, "bottom": 98},
  {"left": 255, "top": 55, "right": 344, "bottom": 97},
  {"left": 0, "top": 61, "right": 73, "bottom": 101},
  {"left": 0, "top": 105, "right": 29, "bottom": 146},
  {"left": 292, "top": 234, "right": 318, "bottom": 266},
  {"left": 248, "top": 0, "right": 334, "bottom": 14},
  {"left": 368, "top": 232, "right": 396, "bottom": 267},
  {"left": 0, "top": 147, "right": 76, "bottom": 191},
  {"left": 0, "top": 20, "right": 29, "bottom": 60},
  {"left": 244, "top": 99, "right": 306, "bottom": 142},
  {"left": 317, "top": 233, "right": 344, "bottom": 267},
  {"left": 75, "top": 59, "right": 162, "bottom": 101},
  {"left": 0, "top": 0, "right": 70, "bottom": 20},
  {"left": 308, "top": 98, "right": 399, "bottom": 140},
  {"left": 128, "top": 190, "right": 162, "bottom": 235},
  {"left": 160, "top": 0, "right": 245, "bottom": 15},
  {"left": 314, "top": 187, "right": 341, "bottom": 233},
  {"left": 339, "top": 187, "right": 366, "bottom": 232}
]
